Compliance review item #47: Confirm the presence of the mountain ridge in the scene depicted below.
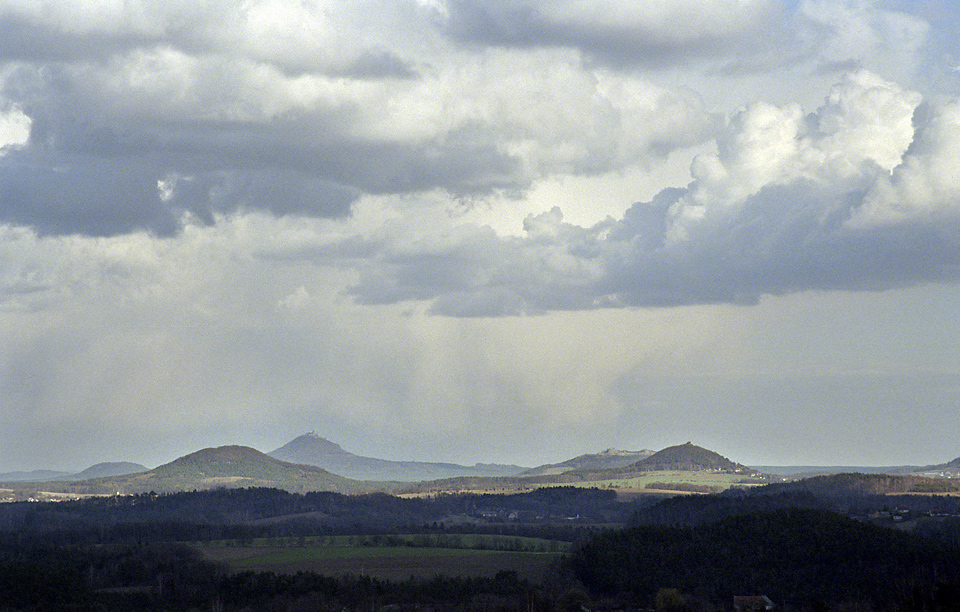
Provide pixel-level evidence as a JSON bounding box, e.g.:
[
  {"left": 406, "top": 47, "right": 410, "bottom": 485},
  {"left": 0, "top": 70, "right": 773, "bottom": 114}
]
[
  {"left": 64, "top": 461, "right": 148, "bottom": 481},
  {"left": 6, "top": 446, "right": 390, "bottom": 496},
  {"left": 4, "top": 436, "right": 959, "bottom": 500},
  {"left": 268, "top": 432, "right": 527, "bottom": 482}
]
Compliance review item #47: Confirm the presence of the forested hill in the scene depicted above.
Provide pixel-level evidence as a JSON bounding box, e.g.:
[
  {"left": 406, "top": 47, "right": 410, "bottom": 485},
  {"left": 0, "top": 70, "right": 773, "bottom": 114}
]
[
  {"left": 762, "top": 471, "right": 960, "bottom": 495},
  {"left": 571, "top": 507, "right": 960, "bottom": 608},
  {"left": 0, "top": 486, "right": 631, "bottom": 534},
  {"left": 630, "top": 472, "right": 960, "bottom": 528},
  {"left": 629, "top": 442, "right": 755, "bottom": 473}
]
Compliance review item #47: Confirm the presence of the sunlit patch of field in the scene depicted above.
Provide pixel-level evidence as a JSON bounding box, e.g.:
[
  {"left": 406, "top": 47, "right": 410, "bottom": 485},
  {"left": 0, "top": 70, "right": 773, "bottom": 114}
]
[
  {"left": 569, "top": 470, "right": 769, "bottom": 492},
  {"left": 409, "top": 471, "right": 770, "bottom": 497}
]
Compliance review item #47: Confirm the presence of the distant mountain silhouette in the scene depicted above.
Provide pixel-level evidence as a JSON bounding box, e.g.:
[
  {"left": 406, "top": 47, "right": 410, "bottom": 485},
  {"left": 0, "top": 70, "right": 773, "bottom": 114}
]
[
  {"left": 0, "top": 469, "right": 72, "bottom": 482},
  {"left": 269, "top": 432, "right": 526, "bottom": 482},
  {"left": 631, "top": 442, "right": 756, "bottom": 473},
  {"left": 64, "top": 461, "right": 147, "bottom": 481},
  {"left": 65, "top": 445, "right": 383, "bottom": 495},
  {"left": 919, "top": 456, "right": 960, "bottom": 473},
  {"left": 0, "top": 463, "right": 146, "bottom": 483},
  {"left": 521, "top": 448, "right": 655, "bottom": 477}
]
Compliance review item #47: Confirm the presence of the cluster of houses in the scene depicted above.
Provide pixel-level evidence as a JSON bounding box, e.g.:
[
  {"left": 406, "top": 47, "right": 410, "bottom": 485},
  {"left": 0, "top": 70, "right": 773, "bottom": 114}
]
[{"left": 865, "top": 505, "right": 960, "bottom": 523}]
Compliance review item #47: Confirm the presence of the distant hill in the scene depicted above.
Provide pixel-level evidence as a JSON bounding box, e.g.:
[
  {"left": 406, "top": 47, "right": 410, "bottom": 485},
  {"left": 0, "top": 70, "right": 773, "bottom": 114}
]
[
  {"left": 268, "top": 432, "right": 526, "bottom": 482},
  {"left": 0, "top": 469, "right": 72, "bottom": 482},
  {"left": 761, "top": 472, "right": 960, "bottom": 496},
  {"left": 63, "top": 462, "right": 148, "bottom": 481},
  {"left": 631, "top": 442, "right": 756, "bottom": 474},
  {"left": 0, "top": 463, "right": 149, "bottom": 485},
  {"left": 20, "top": 446, "right": 389, "bottom": 496},
  {"left": 752, "top": 455, "right": 960, "bottom": 479},
  {"left": 396, "top": 443, "right": 767, "bottom": 495},
  {"left": 916, "top": 456, "right": 960, "bottom": 476},
  {"left": 750, "top": 465, "right": 909, "bottom": 477},
  {"left": 521, "top": 448, "right": 655, "bottom": 477},
  {"left": 122, "top": 445, "right": 385, "bottom": 494}
]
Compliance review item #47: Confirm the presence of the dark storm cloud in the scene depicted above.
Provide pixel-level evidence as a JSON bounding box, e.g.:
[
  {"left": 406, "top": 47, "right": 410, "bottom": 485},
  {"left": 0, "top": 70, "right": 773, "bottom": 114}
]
[
  {"left": 0, "top": 151, "right": 181, "bottom": 236},
  {"left": 606, "top": 182, "right": 960, "bottom": 307},
  {"left": 0, "top": 82, "right": 522, "bottom": 235}
]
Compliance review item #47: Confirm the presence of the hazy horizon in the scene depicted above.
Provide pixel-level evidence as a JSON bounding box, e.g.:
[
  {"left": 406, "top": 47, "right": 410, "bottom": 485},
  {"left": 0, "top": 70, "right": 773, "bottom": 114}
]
[
  {"left": 2, "top": 0, "right": 959, "bottom": 473},
  {"left": 2, "top": 430, "right": 957, "bottom": 476}
]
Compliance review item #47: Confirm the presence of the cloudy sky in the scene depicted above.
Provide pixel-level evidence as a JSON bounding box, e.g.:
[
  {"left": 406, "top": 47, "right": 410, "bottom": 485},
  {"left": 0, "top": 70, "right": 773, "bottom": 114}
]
[{"left": 1, "top": 0, "right": 959, "bottom": 473}]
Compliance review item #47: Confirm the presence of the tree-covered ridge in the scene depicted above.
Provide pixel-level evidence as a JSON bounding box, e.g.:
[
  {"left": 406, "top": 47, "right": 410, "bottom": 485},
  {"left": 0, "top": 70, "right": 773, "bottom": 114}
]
[
  {"left": 629, "top": 472, "right": 960, "bottom": 528},
  {"left": 0, "top": 486, "right": 631, "bottom": 534},
  {"left": 571, "top": 507, "right": 960, "bottom": 608},
  {"left": 762, "top": 471, "right": 960, "bottom": 495}
]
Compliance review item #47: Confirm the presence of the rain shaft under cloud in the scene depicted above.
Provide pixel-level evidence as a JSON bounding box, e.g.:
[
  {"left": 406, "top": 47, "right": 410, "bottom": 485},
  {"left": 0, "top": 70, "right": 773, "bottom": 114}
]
[{"left": 1, "top": 0, "right": 960, "bottom": 471}]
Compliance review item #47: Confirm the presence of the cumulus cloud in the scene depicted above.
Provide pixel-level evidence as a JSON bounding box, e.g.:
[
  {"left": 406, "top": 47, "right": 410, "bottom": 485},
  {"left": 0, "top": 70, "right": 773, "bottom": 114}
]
[
  {"left": 0, "top": 0, "right": 726, "bottom": 236},
  {"left": 0, "top": 0, "right": 935, "bottom": 238},
  {"left": 341, "top": 71, "right": 960, "bottom": 315}
]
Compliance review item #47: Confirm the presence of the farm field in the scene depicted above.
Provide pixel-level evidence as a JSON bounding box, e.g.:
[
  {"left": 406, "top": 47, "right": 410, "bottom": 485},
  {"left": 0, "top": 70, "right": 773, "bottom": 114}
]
[
  {"left": 502, "top": 471, "right": 769, "bottom": 496},
  {"left": 402, "top": 470, "right": 770, "bottom": 498},
  {"left": 195, "top": 533, "right": 569, "bottom": 581},
  {"left": 198, "top": 545, "right": 564, "bottom": 581},
  {"left": 591, "top": 470, "right": 769, "bottom": 493}
]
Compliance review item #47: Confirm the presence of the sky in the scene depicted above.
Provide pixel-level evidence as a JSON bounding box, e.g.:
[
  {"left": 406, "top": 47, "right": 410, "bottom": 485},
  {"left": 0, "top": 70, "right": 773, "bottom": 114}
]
[{"left": 1, "top": 0, "right": 959, "bottom": 473}]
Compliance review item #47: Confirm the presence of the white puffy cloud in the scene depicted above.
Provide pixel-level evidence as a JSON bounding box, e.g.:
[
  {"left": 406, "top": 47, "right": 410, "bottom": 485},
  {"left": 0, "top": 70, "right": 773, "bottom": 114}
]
[
  {"left": 853, "top": 99, "right": 960, "bottom": 226},
  {"left": 337, "top": 71, "right": 960, "bottom": 315},
  {"left": 0, "top": 0, "right": 938, "bottom": 239},
  {"left": 0, "top": 6, "right": 718, "bottom": 235},
  {"left": 0, "top": 103, "right": 29, "bottom": 148}
]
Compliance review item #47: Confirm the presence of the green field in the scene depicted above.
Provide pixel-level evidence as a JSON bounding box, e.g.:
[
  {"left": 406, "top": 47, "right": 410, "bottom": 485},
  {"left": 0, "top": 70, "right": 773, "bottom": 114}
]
[
  {"left": 565, "top": 470, "right": 770, "bottom": 493},
  {"left": 196, "top": 535, "right": 567, "bottom": 581}
]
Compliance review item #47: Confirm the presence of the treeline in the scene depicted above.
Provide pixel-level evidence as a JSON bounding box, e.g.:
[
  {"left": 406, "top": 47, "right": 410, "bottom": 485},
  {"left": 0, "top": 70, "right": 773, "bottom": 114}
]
[
  {"left": 631, "top": 473, "right": 960, "bottom": 528},
  {"left": 0, "top": 539, "right": 553, "bottom": 612},
  {"left": 0, "top": 486, "right": 636, "bottom": 544},
  {"left": 571, "top": 507, "right": 960, "bottom": 610}
]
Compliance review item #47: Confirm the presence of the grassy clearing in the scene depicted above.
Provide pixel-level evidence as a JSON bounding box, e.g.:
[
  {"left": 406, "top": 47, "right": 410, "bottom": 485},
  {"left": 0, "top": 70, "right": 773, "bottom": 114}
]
[{"left": 195, "top": 532, "right": 570, "bottom": 579}]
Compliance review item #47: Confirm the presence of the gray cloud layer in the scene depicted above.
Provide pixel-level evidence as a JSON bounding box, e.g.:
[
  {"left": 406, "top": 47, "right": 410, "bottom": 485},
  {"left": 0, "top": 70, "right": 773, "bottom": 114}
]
[
  {"left": 1, "top": 1, "right": 957, "bottom": 310},
  {"left": 442, "top": 0, "right": 782, "bottom": 68}
]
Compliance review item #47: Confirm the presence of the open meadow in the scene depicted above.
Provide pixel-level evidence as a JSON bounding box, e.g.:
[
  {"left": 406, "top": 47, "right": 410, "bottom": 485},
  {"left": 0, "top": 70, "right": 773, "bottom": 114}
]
[{"left": 195, "top": 533, "right": 569, "bottom": 581}]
